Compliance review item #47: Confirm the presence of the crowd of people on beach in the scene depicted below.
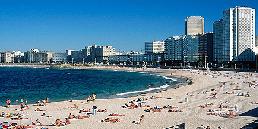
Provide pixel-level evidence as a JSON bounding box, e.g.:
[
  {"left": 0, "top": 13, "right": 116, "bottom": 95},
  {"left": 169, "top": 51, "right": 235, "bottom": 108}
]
[{"left": 0, "top": 94, "right": 101, "bottom": 128}]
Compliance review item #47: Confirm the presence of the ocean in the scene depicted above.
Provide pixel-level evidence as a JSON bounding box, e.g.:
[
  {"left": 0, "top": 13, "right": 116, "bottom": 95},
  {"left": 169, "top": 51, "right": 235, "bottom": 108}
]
[{"left": 0, "top": 67, "right": 179, "bottom": 105}]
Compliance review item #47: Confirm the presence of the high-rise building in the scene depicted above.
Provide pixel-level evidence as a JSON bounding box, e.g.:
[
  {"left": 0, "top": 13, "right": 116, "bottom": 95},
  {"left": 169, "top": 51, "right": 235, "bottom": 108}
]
[
  {"left": 165, "top": 35, "right": 199, "bottom": 62},
  {"left": 198, "top": 33, "right": 214, "bottom": 63},
  {"left": 165, "top": 36, "right": 183, "bottom": 61},
  {"left": 213, "top": 19, "right": 225, "bottom": 62},
  {"left": 182, "top": 35, "right": 199, "bottom": 62},
  {"left": 145, "top": 41, "right": 165, "bottom": 54},
  {"left": 213, "top": 6, "right": 256, "bottom": 62},
  {"left": 185, "top": 16, "right": 204, "bottom": 36},
  {"left": 224, "top": 6, "right": 255, "bottom": 62}
]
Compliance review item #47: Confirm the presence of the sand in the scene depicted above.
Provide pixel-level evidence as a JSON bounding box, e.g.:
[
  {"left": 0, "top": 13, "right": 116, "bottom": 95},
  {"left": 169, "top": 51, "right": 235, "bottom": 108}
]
[{"left": 0, "top": 66, "right": 258, "bottom": 129}]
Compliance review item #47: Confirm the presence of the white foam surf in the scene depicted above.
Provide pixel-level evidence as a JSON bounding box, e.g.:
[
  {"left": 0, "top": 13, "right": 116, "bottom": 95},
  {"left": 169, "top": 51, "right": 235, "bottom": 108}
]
[
  {"left": 162, "top": 76, "right": 177, "bottom": 81},
  {"left": 116, "top": 84, "right": 170, "bottom": 96}
]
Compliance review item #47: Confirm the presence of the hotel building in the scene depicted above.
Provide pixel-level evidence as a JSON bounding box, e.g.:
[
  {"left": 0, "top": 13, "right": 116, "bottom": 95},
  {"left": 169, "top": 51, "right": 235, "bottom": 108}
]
[
  {"left": 145, "top": 41, "right": 165, "bottom": 54},
  {"left": 214, "top": 6, "right": 256, "bottom": 62},
  {"left": 185, "top": 16, "right": 204, "bottom": 36}
]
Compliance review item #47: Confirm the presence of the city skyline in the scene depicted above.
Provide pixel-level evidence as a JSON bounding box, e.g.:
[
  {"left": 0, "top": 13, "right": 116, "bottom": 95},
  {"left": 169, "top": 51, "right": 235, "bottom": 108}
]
[{"left": 0, "top": 0, "right": 257, "bottom": 52}]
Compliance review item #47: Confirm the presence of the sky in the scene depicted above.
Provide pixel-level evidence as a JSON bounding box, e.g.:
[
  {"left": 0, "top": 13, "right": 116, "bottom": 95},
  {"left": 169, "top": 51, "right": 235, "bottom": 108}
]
[{"left": 0, "top": 0, "right": 257, "bottom": 52}]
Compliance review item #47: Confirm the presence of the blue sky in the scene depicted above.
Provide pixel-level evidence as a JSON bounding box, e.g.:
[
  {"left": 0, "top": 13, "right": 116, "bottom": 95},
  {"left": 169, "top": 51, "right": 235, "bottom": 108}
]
[{"left": 0, "top": 0, "right": 257, "bottom": 52}]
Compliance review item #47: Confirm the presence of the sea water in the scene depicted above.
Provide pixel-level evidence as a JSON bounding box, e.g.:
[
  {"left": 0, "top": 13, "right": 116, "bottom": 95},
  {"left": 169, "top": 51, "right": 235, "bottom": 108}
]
[{"left": 0, "top": 67, "right": 179, "bottom": 105}]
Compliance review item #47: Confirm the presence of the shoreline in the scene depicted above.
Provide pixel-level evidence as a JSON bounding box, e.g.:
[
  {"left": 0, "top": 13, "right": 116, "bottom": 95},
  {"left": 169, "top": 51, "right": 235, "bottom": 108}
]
[
  {"left": 0, "top": 65, "right": 258, "bottom": 129},
  {"left": 0, "top": 64, "right": 189, "bottom": 102}
]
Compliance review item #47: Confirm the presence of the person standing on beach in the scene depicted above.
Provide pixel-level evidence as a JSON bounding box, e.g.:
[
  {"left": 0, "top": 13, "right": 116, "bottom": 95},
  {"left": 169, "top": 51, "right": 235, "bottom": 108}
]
[
  {"left": 92, "top": 106, "right": 97, "bottom": 115},
  {"left": 6, "top": 99, "right": 11, "bottom": 107}
]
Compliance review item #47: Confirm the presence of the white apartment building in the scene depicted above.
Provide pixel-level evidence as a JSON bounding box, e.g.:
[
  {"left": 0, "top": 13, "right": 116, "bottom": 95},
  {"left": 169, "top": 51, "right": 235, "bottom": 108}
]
[
  {"left": 1, "top": 52, "right": 15, "bottom": 63},
  {"left": 145, "top": 41, "right": 165, "bottom": 54},
  {"left": 224, "top": 6, "right": 256, "bottom": 62}
]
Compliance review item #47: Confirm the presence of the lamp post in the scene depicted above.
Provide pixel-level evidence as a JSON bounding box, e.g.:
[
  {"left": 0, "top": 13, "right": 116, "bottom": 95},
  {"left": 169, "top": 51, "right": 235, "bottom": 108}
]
[
  {"left": 144, "top": 56, "right": 147, "bottom": 66},
  {"left": 118, "top": 57, "right": 120, "bottom": 66},
  {"left": 157, "top": 56, "right": 161, "bottom": 67},
  {"left": 183, "top": 56, "right": 186, "bottom": 68},
  {"left": 130, "top": 57, "right": 133, "bottom": 66}
]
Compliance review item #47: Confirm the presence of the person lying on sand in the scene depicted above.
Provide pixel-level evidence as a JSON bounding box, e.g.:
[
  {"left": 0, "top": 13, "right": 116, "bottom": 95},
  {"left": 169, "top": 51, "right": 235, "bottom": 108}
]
[
  {"left": 76, "top": 115, "right": 89, "bottom": 119},
  {"left": 32, "top": 119, "right": 42, "bottom": 126},
  {"left": 68, "top": 113, "right": 75, "bottom": 119},
  {"left": 168, "top": 109, "right": 182, "bottom": 112},
  {"left": 101, "top": 117, "right": 120, "bottom": 123},
  {"left": 55, "top": 119, "right": 64, "bottom": 127},
  {"left": 70, "top": 104, "right": 79, "bottom": 109},
  {"left": 33, "top": 101, "right": 46, "bottom": 106},
  {"left": 151, "top": 108, "right": 162, "bottom": 112},
  {"left": 14, "top": 125, "right": 35, "bottom": 129},
  {"left": 65, "top": 118, "right": 71, "bottom": 125},
  {"left": 124, "top": 102, "right": 138, "bottom": 109},
  {"left": 97, "top": 109, "right": 107, "bottom": 112},
  {"left": 109, "top": 113, "right": 125, "bottom": 116},
  {"left": 35, "top": 107, "right": 46, "bottom": 111},
  {"left": 79, "top": 108, "right": 90, "bottom": 113}
]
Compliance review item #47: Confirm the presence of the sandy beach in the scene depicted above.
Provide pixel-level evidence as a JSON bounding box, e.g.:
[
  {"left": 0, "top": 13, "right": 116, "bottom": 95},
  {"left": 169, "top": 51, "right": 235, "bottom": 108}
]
[{"left": 0, "top": 66, "right": 258, "bottom": 129}]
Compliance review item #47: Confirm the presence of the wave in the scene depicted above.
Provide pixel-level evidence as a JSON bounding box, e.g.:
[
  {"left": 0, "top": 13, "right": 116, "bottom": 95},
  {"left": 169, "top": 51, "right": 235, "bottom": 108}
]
[
  {"left": 162, "top": 76, "right": 177, "bottom": 81},
  {"left": 116, "top": 84, "right": 170, "bottom": 96}
]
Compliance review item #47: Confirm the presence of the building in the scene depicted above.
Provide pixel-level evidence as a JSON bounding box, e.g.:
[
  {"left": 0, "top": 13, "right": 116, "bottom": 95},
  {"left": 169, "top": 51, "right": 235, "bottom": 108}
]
[
  {"left": 165, "top": 36, "right": 182, "bottom": 61},
  {"left": 165, "top": 35, "right": 199, "bottom": 63},
  {"left": 66, "top": 50, "right": 75, "bottom": 63},
  {"left": 256, "top": 36, "right": 258, "bottom": 46},
  {"left": 24, "top": 49, "right": 39, "bottom": 63},
  {"left": 96, "top": 45, "right": 115, "bottom": 63},
  {"left": 13, "top": 51, "right": 24, "bottom": 63},
  {"left": 213, "top": 19, "right": 225, "bottom": 62},
  {"left": 145, "top": 41, "right": 165, "bottom": 54},
  {"left": 45, "top": 52, "right": 53, "bottom": 63},
  {"left": 88, "top": 45, "right": 116, "bottom": 63},
  {"left": 70, "top": 50, "right": 84, "bottom": 63},
  {"left": 199, "top": 33, "right": 214, "bottom": 63},
  {"left": 213, "top": 6, "right": 256, "bottom": 63},
  {"left": 224, "top": 6, "right": 255, "bottom": 62},
  {"left": 183, "top": 35, "right": 199, "bottom": 62},
  {"left": 24, "top": 49, "right": 48, "bottom": 63},
  {"left": 185, "top": 16, "right": 204, "bottom": 35},
  {"left": 109, "top": 53, "right": 163, "bottom": 66},
  {"left": 1, "top": 52, "right": 14, "bottom": 63},
  {"left": 52, "top": 53, "right": 67, "bottom": 63}
]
